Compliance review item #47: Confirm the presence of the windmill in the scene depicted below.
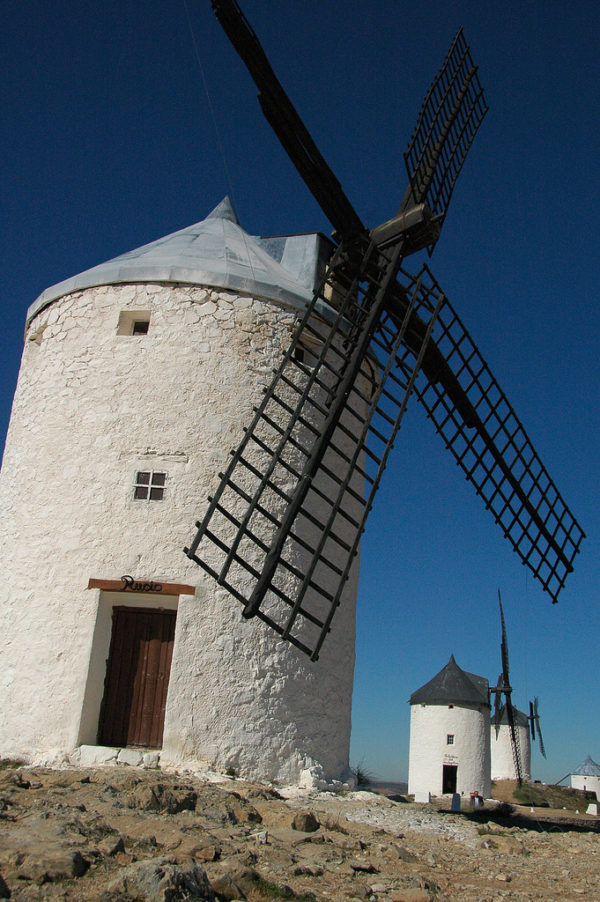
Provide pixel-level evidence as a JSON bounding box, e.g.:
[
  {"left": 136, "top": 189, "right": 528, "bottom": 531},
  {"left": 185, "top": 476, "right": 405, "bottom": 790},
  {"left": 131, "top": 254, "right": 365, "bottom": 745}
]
[
  {"left": 491, "top": 592, "right": 524, "bottom": 784},
  {"left": 185, "top": 0, "right": 584, "bottom": 661},
  {"left": 491, "top": 593, "right": 547, "bottom": 784}
]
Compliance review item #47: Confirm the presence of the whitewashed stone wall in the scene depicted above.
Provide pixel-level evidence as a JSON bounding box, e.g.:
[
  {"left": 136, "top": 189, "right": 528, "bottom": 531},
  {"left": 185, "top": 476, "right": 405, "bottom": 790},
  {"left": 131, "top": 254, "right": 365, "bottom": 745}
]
[
  {"left": 571, "top": 774, "right": 600, "bottom": 795},
  {"left": 408, "top": 703, "right": 491, "bottom": 798},
  {"left": 490, "top": 723, "right": 531, "bottom": 781},
  {"left": 0, "top": 282, "right": 361, "bottom": 784}
]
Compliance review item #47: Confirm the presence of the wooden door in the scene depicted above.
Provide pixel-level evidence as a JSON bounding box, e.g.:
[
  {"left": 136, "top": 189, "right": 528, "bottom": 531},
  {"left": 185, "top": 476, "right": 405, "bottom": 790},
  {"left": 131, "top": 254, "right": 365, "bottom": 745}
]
[
  {"left": 442, "top": 764, "right": 457, "bottom": 794},
  {"left": 98, "top": 606, "right": 176, "bottom": 748}
]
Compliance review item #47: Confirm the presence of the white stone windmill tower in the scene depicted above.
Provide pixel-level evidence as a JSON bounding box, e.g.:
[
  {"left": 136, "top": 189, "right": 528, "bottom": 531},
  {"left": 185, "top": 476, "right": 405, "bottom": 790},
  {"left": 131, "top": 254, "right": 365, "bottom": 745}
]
[
  {"left": 569, "top": 755, "right": 600, "bottom": 796},
  {"left": 0, "top": 198, "right": 359, "bottom": 784},
  {"left": 0, "top": 0, "right": 583, "bottom": 783},
  {"left": 490, "top": 708, "right": 532, "bottom": 782},
  {"left": 490, "top": 696, "right": 547, "bottom": 783},
  {"left": 408, "top": 656, "right": 491, "bottom": 799}
]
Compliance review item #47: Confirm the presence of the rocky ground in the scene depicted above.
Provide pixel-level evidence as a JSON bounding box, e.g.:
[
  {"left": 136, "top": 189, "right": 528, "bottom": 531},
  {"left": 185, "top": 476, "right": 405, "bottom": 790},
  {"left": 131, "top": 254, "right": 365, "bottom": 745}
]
[{"left": 1, "top": 763, "right": 599, "bottom": 901}]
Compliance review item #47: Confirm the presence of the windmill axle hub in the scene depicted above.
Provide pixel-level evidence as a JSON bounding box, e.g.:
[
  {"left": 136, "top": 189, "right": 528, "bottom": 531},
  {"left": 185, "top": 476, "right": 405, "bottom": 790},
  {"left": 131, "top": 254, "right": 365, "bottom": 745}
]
[{"left": 370, "top": 203, "right": 441, "bottom": 253}]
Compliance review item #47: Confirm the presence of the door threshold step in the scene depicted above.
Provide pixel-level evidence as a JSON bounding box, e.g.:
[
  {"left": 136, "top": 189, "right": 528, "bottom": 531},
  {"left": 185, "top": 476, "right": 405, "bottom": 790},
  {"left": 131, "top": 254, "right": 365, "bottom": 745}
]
[{"left": 74, "top": 745, "right": 160, "bottom": 768}]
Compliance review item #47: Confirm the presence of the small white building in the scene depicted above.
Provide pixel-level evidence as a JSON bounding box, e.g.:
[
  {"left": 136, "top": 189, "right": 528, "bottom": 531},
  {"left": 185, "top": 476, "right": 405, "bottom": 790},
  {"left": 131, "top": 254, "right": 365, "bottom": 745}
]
[
  {"left": 0, "top": 198, "right": 363, "bottom": 786},
  {"left": 570, "top": 755, "right": 600, "bottom": 796},
  {"left": 408, "top": 655, "right": 491, "bottom": 799},
  {"left": 490, "top": 707, "right": 531, "bottom": 782}
]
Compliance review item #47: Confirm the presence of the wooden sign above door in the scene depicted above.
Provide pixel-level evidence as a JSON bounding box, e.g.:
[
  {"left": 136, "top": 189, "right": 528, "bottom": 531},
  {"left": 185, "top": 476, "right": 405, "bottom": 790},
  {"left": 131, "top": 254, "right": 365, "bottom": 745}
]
[{"left": 87, "top": 576, "right": 195, "bottom": 596}]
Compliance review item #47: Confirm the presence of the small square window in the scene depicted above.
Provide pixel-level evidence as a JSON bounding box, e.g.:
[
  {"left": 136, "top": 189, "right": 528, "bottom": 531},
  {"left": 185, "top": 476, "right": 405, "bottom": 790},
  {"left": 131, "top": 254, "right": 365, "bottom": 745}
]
[
  {"left": 134, "top": 471, "right": 166, "bottom": 500},
  {"left": 447, "top": 734, "right": 454, "bottom": 745},
  {"left": 294, "top": 338, "right": 322, "bottom": 369},
  {"left": 117, "top": 310, "right": 151, "bottom": 335}
]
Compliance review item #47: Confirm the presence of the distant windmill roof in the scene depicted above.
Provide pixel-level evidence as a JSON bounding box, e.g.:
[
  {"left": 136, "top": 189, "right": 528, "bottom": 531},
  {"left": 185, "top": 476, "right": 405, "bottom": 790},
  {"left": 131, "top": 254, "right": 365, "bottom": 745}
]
[
  {"left": 572, "top": 754, "right": 600, "bottom": 776},
  {"left": 496, "top": 706, "right": 529, "bottom": 729},
  {"left": 27, "top": 197, "right": 332, "bottom": 326},
  {"left": 410, "top": 655, "right": 489, "bottom": 707}
]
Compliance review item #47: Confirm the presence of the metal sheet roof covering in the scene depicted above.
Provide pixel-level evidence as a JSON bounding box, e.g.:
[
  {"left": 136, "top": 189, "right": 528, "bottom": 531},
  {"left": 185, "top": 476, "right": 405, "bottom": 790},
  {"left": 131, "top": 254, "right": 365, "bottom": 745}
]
[
  {"left": 410, "top": 655, "right": 490, "bottom": 707},
  {"left": 27, "top": 197, "right": 332, "bottom": 326},
  {"left": 572, "top": 754, "right": 600, "bottom": 776}
]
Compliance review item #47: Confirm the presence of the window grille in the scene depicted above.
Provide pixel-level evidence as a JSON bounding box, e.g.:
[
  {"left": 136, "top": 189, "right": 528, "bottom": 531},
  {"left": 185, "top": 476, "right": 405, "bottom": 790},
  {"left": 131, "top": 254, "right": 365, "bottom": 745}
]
[{"left": 134, "top": 471, "right": 166, "bottom": 500}]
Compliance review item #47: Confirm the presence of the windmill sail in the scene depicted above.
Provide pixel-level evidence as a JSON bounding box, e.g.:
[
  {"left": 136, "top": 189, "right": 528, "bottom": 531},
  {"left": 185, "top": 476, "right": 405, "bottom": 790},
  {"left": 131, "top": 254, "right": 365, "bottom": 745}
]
[
  {"left": 186, "top": 247, "right": 444, "bottom": 659},
  {"left": 414, "top": 297, "right": 584, "bottom": 602},
  {"left": 212, "top": 0, "right": 487, "bottom": 250},
  {"left": 530, "top": 697, "right": 546, "bottom": 758},
  {"left": 186, "top": 1, "right": 584, "bottom": 658},
  {"left": 505, "top": 696, "right": 523, "bottom": 786},
  {"left": 536, "top": 707, "right": 546, "bottom": 758},
  {"left": 211, "top": 0, "right": 363, "bottom": 241},
  {"left": 497, "top": 591, "right": 523, "bottom": 784},
  {"left": 401, "top": 27, "right": 488, "bottom": 240},
  {"left": 493, "top": 674, "right": 504, "bottom": 737}
]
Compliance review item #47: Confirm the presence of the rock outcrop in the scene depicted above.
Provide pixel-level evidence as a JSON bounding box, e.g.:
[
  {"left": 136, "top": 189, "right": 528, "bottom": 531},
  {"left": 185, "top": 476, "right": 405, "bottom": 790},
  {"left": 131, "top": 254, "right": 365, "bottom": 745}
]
[{"left": 1, "top": 764, "right": 599, "bottom": 900}]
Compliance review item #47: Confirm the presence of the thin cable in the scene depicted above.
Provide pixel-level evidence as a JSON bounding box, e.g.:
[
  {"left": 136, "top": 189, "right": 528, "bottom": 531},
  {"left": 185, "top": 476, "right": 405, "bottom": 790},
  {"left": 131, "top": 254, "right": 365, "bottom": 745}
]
[
  {"left": 182, "top": 0, "right": 235, "bottom": 203},
  {"left": 182, "top": 0, "right": 259, "bottom": 286}
]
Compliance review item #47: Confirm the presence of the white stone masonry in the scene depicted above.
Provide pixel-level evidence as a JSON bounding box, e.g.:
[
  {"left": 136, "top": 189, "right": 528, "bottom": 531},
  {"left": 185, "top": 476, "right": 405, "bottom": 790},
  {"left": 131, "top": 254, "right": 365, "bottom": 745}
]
[
  {"left": 0, "top": 282, "right": 362, "bottom": 784},
  {"left": 408, "top": 702, "right": 491, "bottom": 799}
]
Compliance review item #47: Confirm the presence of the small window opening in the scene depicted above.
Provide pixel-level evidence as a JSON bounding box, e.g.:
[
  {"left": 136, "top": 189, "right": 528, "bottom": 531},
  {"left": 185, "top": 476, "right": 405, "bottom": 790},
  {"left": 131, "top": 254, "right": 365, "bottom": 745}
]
[
  {"left": 134, "top": 471, "right": 166, "bottom": 500},
  {"left": 117, "top": 310, "right": 151, "bottom": 336},
  {"left": 447, "top": 734, "right": 454, "bottom": 745},
  {"left": 293, "top": 338, "right": 321, "bottom": 368}
]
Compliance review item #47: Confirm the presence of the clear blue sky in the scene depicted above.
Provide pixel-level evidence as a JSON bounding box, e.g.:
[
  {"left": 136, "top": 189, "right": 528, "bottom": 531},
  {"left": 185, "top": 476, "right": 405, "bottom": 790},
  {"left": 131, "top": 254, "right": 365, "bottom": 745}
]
[{"left": 1, "top": 1, "right": 598, "bottom": 784}]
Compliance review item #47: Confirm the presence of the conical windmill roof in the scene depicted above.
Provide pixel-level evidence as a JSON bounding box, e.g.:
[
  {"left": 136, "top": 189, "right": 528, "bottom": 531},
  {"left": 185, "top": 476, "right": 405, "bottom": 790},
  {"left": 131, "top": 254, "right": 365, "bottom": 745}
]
[
  {"left": 410, "top": 655, "right": 489, "bottom": 707},
  {"left": 27, "top": 197, "right": 330, "bottom": 326},
  {"left": 572, "top": 754, "right": 600, "bottom": 776},
  {"left": 496, "top": 706, "right": 529, "bottom": 729}
]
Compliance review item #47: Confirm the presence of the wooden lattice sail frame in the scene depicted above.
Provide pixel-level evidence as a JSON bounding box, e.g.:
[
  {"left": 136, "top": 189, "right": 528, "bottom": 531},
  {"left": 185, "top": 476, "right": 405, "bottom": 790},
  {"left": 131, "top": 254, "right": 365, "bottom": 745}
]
[{"left": 185, "top": 1, "right": 585, "bottom": 659}]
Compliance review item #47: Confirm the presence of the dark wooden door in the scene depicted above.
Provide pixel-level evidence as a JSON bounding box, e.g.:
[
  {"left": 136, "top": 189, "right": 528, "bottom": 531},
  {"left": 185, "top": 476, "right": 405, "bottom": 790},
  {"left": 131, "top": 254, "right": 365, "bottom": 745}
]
[
  {"left": 98, "top": 606, "right": 176, "bottom": 748},
  {"left": 442, "top": 764, "right": 457, "bottom": 794}
]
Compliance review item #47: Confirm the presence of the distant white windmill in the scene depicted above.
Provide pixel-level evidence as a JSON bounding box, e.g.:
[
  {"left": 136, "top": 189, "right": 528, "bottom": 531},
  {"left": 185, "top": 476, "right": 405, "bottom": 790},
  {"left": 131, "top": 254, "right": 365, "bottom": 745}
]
[
  {"left": 569, "top": 755, "right": 600, "bottom": 796},
  {"left": 490, "top": 593, "right": 546, "bottom": 783},
  {"left": 408, "top": 655, "right": 491, "bottom": 799}
]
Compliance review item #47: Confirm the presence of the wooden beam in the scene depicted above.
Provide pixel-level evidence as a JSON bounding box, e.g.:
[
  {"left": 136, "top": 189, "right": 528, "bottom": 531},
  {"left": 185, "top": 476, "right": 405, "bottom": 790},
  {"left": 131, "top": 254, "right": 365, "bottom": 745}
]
[{"left": 87, "top": 577, "right": 195, "bottom": 597}]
